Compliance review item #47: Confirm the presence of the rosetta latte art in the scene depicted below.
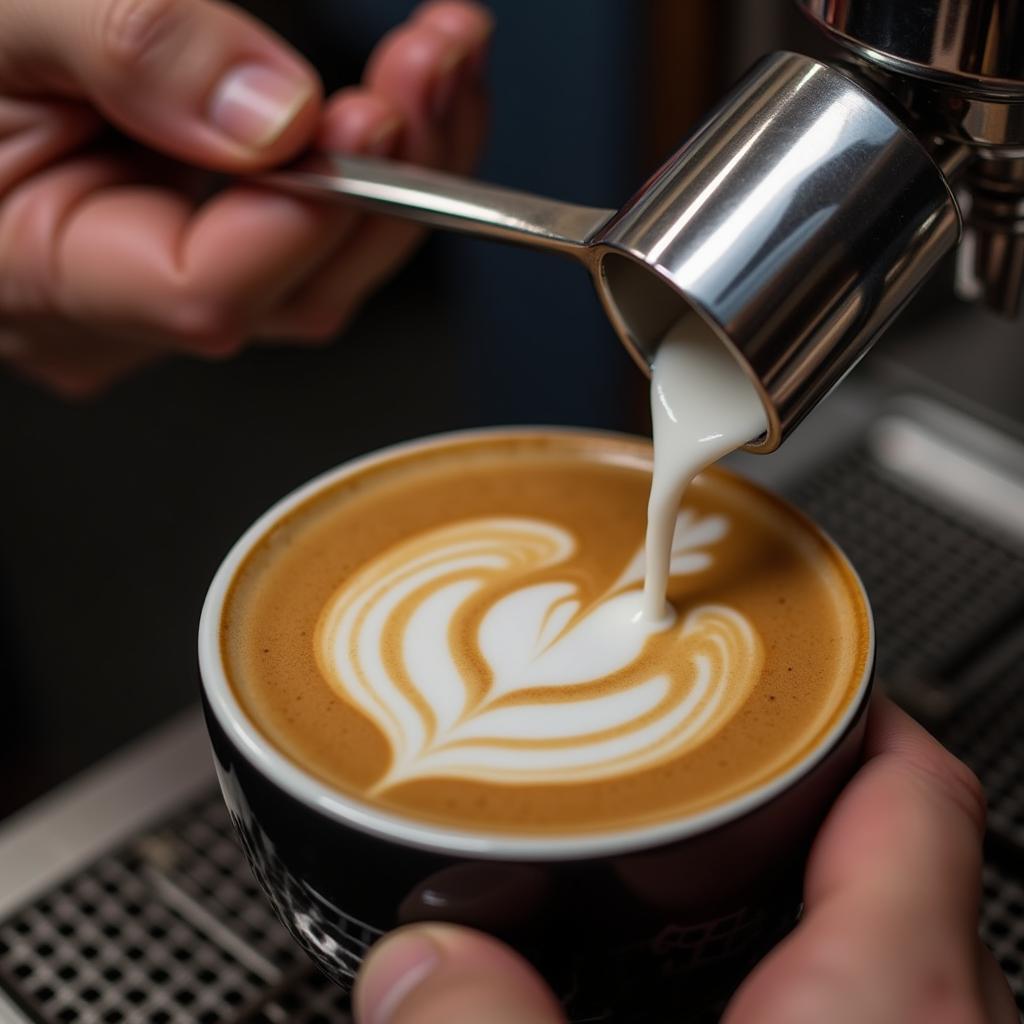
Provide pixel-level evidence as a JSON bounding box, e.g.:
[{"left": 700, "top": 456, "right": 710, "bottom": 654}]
[{"left": 315, "top": 511, "right": 762, "bottom": 791}]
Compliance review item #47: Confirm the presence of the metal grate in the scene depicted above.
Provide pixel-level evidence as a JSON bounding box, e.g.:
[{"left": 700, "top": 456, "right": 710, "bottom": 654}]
[
  {"left": 789, "top": 445, "right": 1024, "bottom": 842},
  {"left": 137, "top": 799, "right": 304, "bottom": 974},
  {"left": 790, "top": 445, "right": 1024, "bottom": 721},
  {"left": 982, "top": 863, "right": 1024, "bottom": 1016},
  {"left": 1, "top": 431, "right": 1023, "bottom": 1022},
  {"left": 0, "top": 794, "right": 326, "bottom": 1024},
  {"left": 943, "top": 647, "right": 1024, "bottom": 850},
  {"left": 0, "top": 850, "right": 267, "bottom": 1022}
]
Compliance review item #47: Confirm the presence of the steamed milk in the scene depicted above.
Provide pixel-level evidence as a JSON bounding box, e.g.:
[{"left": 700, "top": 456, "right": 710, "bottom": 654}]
[{"left": 643, "top": 313, "right": 767, "bottom": 622}]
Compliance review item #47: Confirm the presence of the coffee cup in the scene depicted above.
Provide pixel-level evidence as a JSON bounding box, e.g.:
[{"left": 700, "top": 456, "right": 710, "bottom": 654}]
[{"left": 198, "top": 428, "right": 874, "bottom": 1015}]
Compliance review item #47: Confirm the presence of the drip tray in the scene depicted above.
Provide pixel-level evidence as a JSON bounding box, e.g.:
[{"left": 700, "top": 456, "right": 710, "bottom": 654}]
[
  {"left": 2, "top": 390, "right": 1023, "bottom": 1023},
  {"left": 0, "top": 792, "right": 349, "bottom": 1024}
]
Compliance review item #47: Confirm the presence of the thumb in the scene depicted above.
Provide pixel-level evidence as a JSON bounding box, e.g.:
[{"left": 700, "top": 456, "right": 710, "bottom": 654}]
[
  {"left": 2, "top": 0, "right": 321, "bottom": 171},
  {"left": 354, "top": 924, "right": 566, "bottom": 1024}
]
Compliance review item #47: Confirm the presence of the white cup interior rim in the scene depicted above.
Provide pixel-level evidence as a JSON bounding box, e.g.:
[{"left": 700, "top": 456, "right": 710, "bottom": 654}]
[{"left": 198, "top": 426, "right": 875, "bottom": 861}]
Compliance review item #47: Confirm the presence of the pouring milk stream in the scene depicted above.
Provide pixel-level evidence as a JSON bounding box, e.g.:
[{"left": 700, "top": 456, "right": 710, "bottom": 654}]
[{"left": 642, "top": 313, "right": 768, "bottom": 623}]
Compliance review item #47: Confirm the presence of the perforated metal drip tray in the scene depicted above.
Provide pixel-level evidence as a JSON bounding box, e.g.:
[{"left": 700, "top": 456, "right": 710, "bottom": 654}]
[
  {"left": 2, "top": 391, "right": 1023, "bottom": 1023},
  {"left": 0, "top": 793, "right": 352, "bottom": 1024}
]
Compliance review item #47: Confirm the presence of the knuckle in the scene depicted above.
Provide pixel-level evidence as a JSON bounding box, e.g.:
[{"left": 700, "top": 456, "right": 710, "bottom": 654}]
[
  {"left": 165, "top": 297, "right": 244, "bottom": 355},
  {"left": 98, "top": 0, "right": 183, "bottom": 71},
  {"left": 366, "top": 23, "right": 426, "bottom": 82},
  {"left": 941, "top": 756, "right": 987, "bottom": 832},
  {"left": 0, "top": 186, "right": 63, "bottom": 312},
  {"left": 911, "top": 745, "right": 988, "bottom": 834}
]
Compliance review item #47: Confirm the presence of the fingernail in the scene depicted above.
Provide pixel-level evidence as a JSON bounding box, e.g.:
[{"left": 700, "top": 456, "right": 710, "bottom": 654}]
[
  {"left": 209, "top": 64, "right": 313, "bottom": 148},
  {"left": 431, "top": 49, "right": 468, "bottom": 120},
  {"left": 358, "top": 930, "right": 441, "bottom": 1024},
  {"left": 367, "top": 115, "right": 403, "bottom": 156}
]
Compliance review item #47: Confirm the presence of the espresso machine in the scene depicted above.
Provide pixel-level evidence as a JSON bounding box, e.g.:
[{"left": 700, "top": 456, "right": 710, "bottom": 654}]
[
  {"left": 0, "top": 3, "right": 1022, "bottom": 1022},
  {"left": 800, "top": 0, "right": 1024, "bottom": 318}
]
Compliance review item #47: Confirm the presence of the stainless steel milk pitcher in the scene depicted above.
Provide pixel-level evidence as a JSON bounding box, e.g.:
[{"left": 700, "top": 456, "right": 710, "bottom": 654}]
[{"left": 264, "top": 52, "right": 961, "bottom": 452}]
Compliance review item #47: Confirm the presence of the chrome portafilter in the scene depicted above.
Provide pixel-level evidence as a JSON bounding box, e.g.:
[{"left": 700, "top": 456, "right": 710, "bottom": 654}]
[{"left": 262, "top": 52, "right": 961, "bottom": 452}]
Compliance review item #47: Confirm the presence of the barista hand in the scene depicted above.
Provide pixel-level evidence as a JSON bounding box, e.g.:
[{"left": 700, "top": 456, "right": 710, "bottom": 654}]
[
  {"left": 0, "top": 0, "right": 491, "bottom": 396},
  {"left": 354, "top": 696, "right": 1018, "bottom": 1024}
]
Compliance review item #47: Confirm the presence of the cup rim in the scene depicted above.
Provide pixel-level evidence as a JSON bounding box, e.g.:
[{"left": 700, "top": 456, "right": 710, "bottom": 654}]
[{"left": 199, "top": 426, "right": 875, "bottom": 862}]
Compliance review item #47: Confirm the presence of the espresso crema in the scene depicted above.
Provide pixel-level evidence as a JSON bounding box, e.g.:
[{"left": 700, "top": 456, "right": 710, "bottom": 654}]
[{"left": 222, "top": 432, "right": 870, "bottom": 835}]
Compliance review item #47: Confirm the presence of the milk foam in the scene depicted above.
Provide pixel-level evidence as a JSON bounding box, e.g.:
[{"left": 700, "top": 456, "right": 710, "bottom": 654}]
[{"left": 316, "top": 513, "right": 762, "bottom": 789}]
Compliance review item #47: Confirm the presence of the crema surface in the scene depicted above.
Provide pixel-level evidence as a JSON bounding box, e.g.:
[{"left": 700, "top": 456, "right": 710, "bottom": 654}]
[{"left": 223, "top": 433, "right": 870, "bottom": 835}]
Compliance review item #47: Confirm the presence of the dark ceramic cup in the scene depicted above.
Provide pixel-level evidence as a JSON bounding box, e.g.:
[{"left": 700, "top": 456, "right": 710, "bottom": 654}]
[{"left": 198, "top": 429, "right": 874, "bottom": 1021}]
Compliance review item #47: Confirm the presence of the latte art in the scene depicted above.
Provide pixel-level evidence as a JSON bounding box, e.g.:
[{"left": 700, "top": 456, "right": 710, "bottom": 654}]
[
  {"left": 223, "top": 433, "right": 869, "bottom": 834},
  {"left": 316, "top": 512, "right": 762, "bottom": 790}
]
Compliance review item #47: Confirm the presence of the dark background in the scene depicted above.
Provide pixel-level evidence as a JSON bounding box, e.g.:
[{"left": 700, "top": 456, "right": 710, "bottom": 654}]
[{"left": 0, "top": 1, "right": 963, "bottom": 819}]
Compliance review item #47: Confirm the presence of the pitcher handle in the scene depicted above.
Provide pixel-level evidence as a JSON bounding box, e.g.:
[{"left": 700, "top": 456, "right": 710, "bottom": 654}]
[{"left": 256, "top": 154, "right": 614, "bottom": 259}]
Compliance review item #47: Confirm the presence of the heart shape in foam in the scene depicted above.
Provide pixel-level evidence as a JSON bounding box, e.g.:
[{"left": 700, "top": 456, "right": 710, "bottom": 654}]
[{"left": 315, "top": 511, "right": 762, "bottom": 791}]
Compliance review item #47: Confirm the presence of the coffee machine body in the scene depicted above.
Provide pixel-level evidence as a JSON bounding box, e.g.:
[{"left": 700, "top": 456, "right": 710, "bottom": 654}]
[{"left": 797, "top": 0, "right": 1024, "bottom": 318}]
